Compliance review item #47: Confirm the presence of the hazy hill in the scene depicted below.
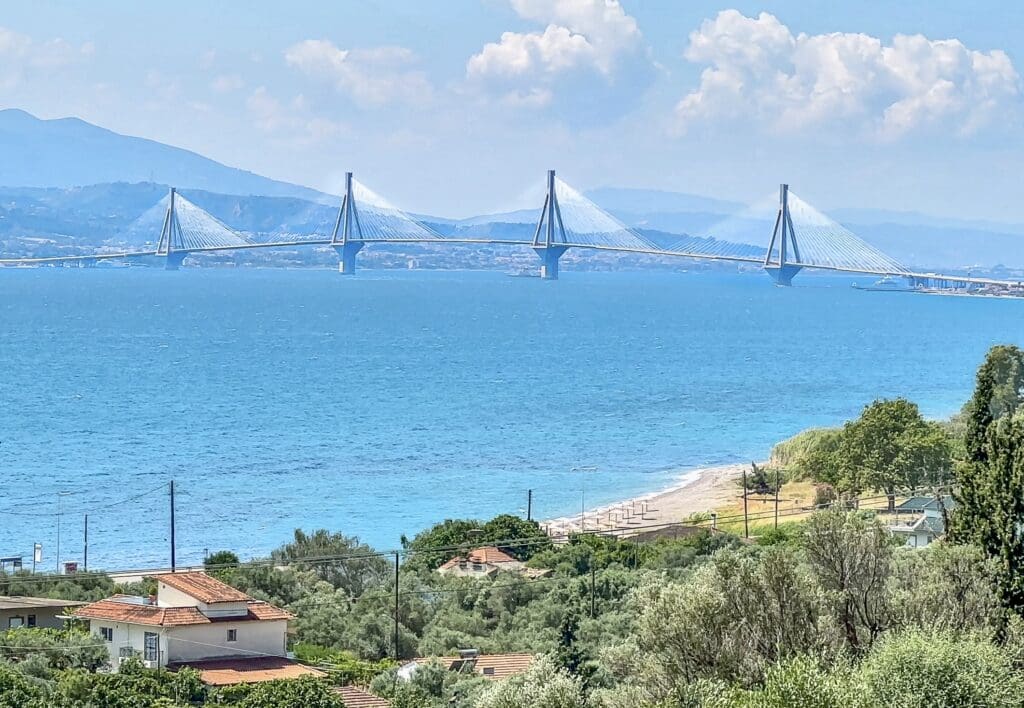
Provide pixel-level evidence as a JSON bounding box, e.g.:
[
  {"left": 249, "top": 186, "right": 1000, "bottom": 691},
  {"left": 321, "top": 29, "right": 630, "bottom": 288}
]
[{"left": 0, "top": 109, "right": 328, "bottom": 202}]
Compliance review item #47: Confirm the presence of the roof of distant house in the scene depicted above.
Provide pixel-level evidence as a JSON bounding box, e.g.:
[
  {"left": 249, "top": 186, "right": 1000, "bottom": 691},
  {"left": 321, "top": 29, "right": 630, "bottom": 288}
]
[
  {"left": 895, "top": 496, "right": 956, "bottom": 512},
  {"left": 154, "top": 572, "right": 253, "bottom": 604},
  {"left": 0, "top": 596, "right": 87, "bottom": 611},
  {"left": 335, "top": 685, "right": 392, "bottom": 707},
  {"left": 167, "top": 656, "right": 324, "bottom": 685},
  {"left": 411, "top": 653, "right": 535, "bottom": 681},
  {"left": 73, "top": 595, "right": 291, "bottom": 627},
  {"left": 915, "top": 514, "right": 947, "bottom": 536},
  {"left": 439, "top": 546, "right": 519, "bottom": 571}
]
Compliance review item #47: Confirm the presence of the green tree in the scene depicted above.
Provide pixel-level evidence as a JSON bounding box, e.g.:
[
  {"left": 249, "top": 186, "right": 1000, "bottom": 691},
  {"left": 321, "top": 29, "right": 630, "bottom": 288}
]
[
  {"left": 403, "top": 515, "right": 551, "bottom": 571},
  {"left": 0, "top": 666, "right": 46, "bottom": 708},
  {"left": 953, "top": 346, "right": 1024, "bottom": 620},
  {"left": 0, "top": 627, "right": 108, "bottom": 672},
  {"left": 217, "top": 675, "right": 345, "bottom": 707},
  {"left": 204, "top": 550, "right": 240, "bottom": 570},
  {"left": 403, "top": 519, "right": 485, "bottom": 571},
  {"left": 955, "top": 417, "right": 1024, "bottom": 617},
  {"left": 479, "top": 514, "right": 552, "bottom": 561},
  {"left": 963, "top": 344, "right": 1024, "bottom": 463},
  {"left": 271, "top": 529, "right": 389, "bottom": 598},
  {"left": 836, "top": 398, "right": 952, "bottom": 509},
  {"left": 475, "top": 655, "right": 591, "bottom": 708},
  {"left": 553, "top": 607, "right": 594, "bottom": 684},
  {"left": 802, "top": 510, "right": 893, "bottom": 653},
  {"left": 858, "top": 631, "right": 1024, "bottom": 708}
]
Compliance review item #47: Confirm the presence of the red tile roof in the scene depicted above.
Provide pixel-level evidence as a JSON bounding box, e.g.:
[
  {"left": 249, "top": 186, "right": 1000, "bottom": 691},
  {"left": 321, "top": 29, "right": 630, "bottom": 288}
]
[
  {"left": 415, "top": 653, "right": 535, "bottom": 681},
  {"left": 466, "top": 547, "right": 518, "bottom": 564},
  {"left": 73, "top": 597, "right": 292, "bottom": 627},
  {"left": 336, "top": 685, "right": 392, "bottom": 707},
  {"left": 168, "top": 656, "right": 324, "bottom": 686},
  {"left": 438, "top": 546, "right": 520, "bottom": 571},
  {"left": 155, "top": 572, "right": 252, "bottom": 604}
]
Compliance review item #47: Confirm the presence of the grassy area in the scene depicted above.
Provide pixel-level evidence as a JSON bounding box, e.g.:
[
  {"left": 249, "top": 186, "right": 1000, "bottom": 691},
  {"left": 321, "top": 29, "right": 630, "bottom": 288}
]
[{"left": 707, "top": 478, "right": 898, "bottom": 538}]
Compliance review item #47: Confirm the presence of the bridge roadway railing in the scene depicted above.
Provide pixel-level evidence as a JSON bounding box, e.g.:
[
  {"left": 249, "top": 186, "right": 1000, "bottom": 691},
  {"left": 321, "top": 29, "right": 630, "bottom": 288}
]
[{"left": 1, "top": 239, "right": 1020, "bottom": 287}]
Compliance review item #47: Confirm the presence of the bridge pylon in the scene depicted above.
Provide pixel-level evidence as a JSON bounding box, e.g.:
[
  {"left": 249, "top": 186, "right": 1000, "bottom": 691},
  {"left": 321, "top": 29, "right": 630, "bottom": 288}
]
[
  {"left": 531, "top": 170, "right": 568, "bottom": 280},
  {"left": 330, "top": 172, "right": 364, "bottom": 274},
  {"left": 154, "top": 188, "right": 188, "bottom": 270},
  {"left": 763, "top": 184, "right": 802, "bottom": 286}
]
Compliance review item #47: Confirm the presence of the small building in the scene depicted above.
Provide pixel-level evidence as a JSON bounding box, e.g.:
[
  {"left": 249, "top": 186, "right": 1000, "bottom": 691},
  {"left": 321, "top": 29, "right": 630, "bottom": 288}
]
[
  {"left": 0, "top": 596, "right": 86, "bottom": 630},
  {"left": 437, "top": 547, "right": 548, "bottom": 579},
  {"left": 889, "top": 496, "right": 956, "bottom": 548},
  {"left": 74, "top": 571, "right": 320, "bottom": 683},
  {"left": 398, "top": 650, "right": 535, "bottom": 682},
  {"left": 336, "top": 685, "right": 392, "bottom": 707}
]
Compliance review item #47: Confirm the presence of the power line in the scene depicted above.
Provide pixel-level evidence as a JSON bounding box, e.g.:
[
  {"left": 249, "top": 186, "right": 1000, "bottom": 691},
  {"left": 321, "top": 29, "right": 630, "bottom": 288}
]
[
  {"left": 0, "top": 489, "right": 933, "bottom": 590},
  {"left": 0, "top": 482, "right": 170, "bottom": 518}
]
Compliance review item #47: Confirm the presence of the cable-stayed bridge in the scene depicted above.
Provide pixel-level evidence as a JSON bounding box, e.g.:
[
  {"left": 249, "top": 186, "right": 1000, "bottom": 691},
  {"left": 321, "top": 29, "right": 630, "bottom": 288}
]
[{"left": 0, "top": 170, "right": 1015, "bottom": 290}]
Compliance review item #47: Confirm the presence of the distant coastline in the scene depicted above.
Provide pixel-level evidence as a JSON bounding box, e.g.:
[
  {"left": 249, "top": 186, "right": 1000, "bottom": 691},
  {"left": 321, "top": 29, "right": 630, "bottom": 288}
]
[{"left": 543, "top": 462, "right": 750, "bottom": 537}]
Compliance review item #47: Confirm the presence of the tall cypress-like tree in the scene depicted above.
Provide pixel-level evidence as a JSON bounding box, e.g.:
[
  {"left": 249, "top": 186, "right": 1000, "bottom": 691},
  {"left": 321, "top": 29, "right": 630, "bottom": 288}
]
[{"left": 952, "top": 345, "right": 1024, "bottom": 616}]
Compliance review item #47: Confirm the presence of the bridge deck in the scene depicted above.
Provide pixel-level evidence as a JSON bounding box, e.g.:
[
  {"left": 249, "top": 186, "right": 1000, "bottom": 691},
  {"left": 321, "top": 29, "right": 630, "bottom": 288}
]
[{"left": 0, "top": 240, "right": 1017, "bottom": 287}]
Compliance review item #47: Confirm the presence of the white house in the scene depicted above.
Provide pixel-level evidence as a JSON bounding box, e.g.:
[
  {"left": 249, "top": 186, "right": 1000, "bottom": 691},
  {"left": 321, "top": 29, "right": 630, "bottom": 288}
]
[
  {"left": 74, "top": 571, "right": 321, "bottom": 684},
  {"left": 888, "top": 496, "right": 956, "bottom": 548}
]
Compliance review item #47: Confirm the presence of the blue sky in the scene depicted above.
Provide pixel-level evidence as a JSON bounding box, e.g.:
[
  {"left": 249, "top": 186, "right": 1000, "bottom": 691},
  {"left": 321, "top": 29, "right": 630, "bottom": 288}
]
[{"left": 2, "top": 1, "right": 1024, "bottom": 220}]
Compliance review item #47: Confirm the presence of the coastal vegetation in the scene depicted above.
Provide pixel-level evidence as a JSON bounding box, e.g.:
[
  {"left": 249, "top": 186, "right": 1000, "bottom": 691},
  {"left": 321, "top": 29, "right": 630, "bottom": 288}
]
[{"left": 0, "top": 345, "right": 1023, "bottom": 706}]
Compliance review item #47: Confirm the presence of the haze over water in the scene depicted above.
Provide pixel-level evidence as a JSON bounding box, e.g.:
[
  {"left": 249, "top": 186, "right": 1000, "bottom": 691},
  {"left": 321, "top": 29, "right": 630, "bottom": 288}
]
[{"left": 1, "top": 268, "right": 1019, "bottom": 569}]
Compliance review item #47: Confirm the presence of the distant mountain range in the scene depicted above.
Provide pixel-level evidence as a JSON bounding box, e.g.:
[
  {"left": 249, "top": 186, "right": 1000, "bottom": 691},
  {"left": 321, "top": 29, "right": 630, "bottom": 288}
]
[
  {"left": 0, "top": 109, "right": 328, "bottom": 202},
  {"left": 1, "top": 108, "right": 1023, "bottom": 272}
]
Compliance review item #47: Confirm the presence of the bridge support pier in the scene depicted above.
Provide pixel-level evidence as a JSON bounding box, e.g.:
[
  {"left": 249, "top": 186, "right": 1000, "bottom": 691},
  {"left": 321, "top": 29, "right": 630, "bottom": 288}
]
[
  {"left": 335, "top": 242, "right": 363, "bottom": 275},
  {"left": 165, "top": 251, "right": 188, "bottom": 271},
  {"left": 533, "top": 245, "right": 568, "bottom": 280},
  {"left": 764, "top": 264, "right": 802, "bottom": 286}
]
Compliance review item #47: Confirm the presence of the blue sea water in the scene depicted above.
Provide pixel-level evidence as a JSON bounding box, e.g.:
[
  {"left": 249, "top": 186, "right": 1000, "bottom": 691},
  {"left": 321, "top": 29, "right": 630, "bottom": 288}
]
[{"left": 0, "top": 268, "right": 1021, "bottom": 569}]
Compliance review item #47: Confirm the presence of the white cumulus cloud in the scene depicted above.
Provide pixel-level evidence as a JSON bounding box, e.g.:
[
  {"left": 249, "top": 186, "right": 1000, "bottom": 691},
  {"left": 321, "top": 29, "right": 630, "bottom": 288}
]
[
  {"left": 674, "top": 10, "right": 1020, "bottom": 139},
  {"left": 284, "top": 39, "right": 432, "bottom": 108},
  {"left": 468, "top": 0, "right": 642, "bottom": 80}
]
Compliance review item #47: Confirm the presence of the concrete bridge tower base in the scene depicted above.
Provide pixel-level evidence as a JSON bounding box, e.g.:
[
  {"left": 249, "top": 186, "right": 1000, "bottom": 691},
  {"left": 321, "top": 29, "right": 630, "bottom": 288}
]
[
  {"left": 335, "top": 242, "right": 364, "bottom": 274},
  {"left": 165, "top": 251, "right": 188, "bottom": 271},
  {"left": 533, "top": 246, "right": 568, "bottom": 280}
]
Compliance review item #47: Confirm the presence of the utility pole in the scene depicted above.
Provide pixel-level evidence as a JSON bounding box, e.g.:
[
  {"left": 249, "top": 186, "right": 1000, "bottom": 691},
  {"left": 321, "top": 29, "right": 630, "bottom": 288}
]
[
  {"left": 56, "top": 491, "right": 71, "bottom": 574},
  {"left": 169, "top": 481, "right": 176, "bottom": 572},
  {"left": 742, "top": 466, "right": 750, "bottom": 539},
  {"left": 83, "top": 515, "right": 89, "bottom": 572},
  {"left": 526, "top": 490, "right": 532, "bottom": 521},
  {"left": 774, "top": 469, "right": 780, "bottom": 529},
  {"left": 590, "top": 564, "right": 596, "bottom": 618},
  {"left": 393, "top": 552, "right": 400, "bottom": 661}
]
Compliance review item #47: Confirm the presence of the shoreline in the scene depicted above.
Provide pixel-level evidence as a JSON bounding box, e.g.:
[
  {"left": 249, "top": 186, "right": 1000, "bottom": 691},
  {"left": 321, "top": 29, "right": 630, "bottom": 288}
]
[{"left": 542, "top": 462, "right": 752, "bottom": 538}]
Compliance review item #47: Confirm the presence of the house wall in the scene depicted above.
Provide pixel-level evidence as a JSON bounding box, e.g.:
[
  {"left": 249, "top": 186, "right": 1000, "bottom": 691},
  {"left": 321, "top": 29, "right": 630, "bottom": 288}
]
[
  {"left": 156, "top": 583, "right": 195, "bottom": 607},
  {"left": 90, "top": 622, "right": 170, "bottom": 668},
  {"left": 0, "top": 607, "right": 72, "bottom": 630},
  {"left": 165, "top": 620, "right": 287, "bottom": 664},
  {"left": 156, "top": 583, "right": 248, "bottom": 616}
]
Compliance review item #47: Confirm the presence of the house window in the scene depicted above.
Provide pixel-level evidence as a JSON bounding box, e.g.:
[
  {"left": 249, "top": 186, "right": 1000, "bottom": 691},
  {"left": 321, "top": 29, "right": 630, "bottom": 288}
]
[
  {"left": 143, "top": 632, "right": 159, "bottom": 662},
  {"left": 226, "top": 629, "right": 237, "bottom": 642},
  {"left": 483, "top": 667, "right": 495, "bottom": 676},
  {"left": 26, "top": 615, "right": 36, "bottom": 628},
  {"left": 7, "top": 616, "right": 23, "bottom": 628},
  {"left": 100, "top": 627, "right": 114, "bottom": 642}
]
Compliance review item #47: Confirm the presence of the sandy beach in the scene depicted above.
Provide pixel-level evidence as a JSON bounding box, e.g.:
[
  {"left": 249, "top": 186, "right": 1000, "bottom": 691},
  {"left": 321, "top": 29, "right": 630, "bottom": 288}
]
[{"left": 542, "top": 462, "right": 751, "bottom": 539}]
